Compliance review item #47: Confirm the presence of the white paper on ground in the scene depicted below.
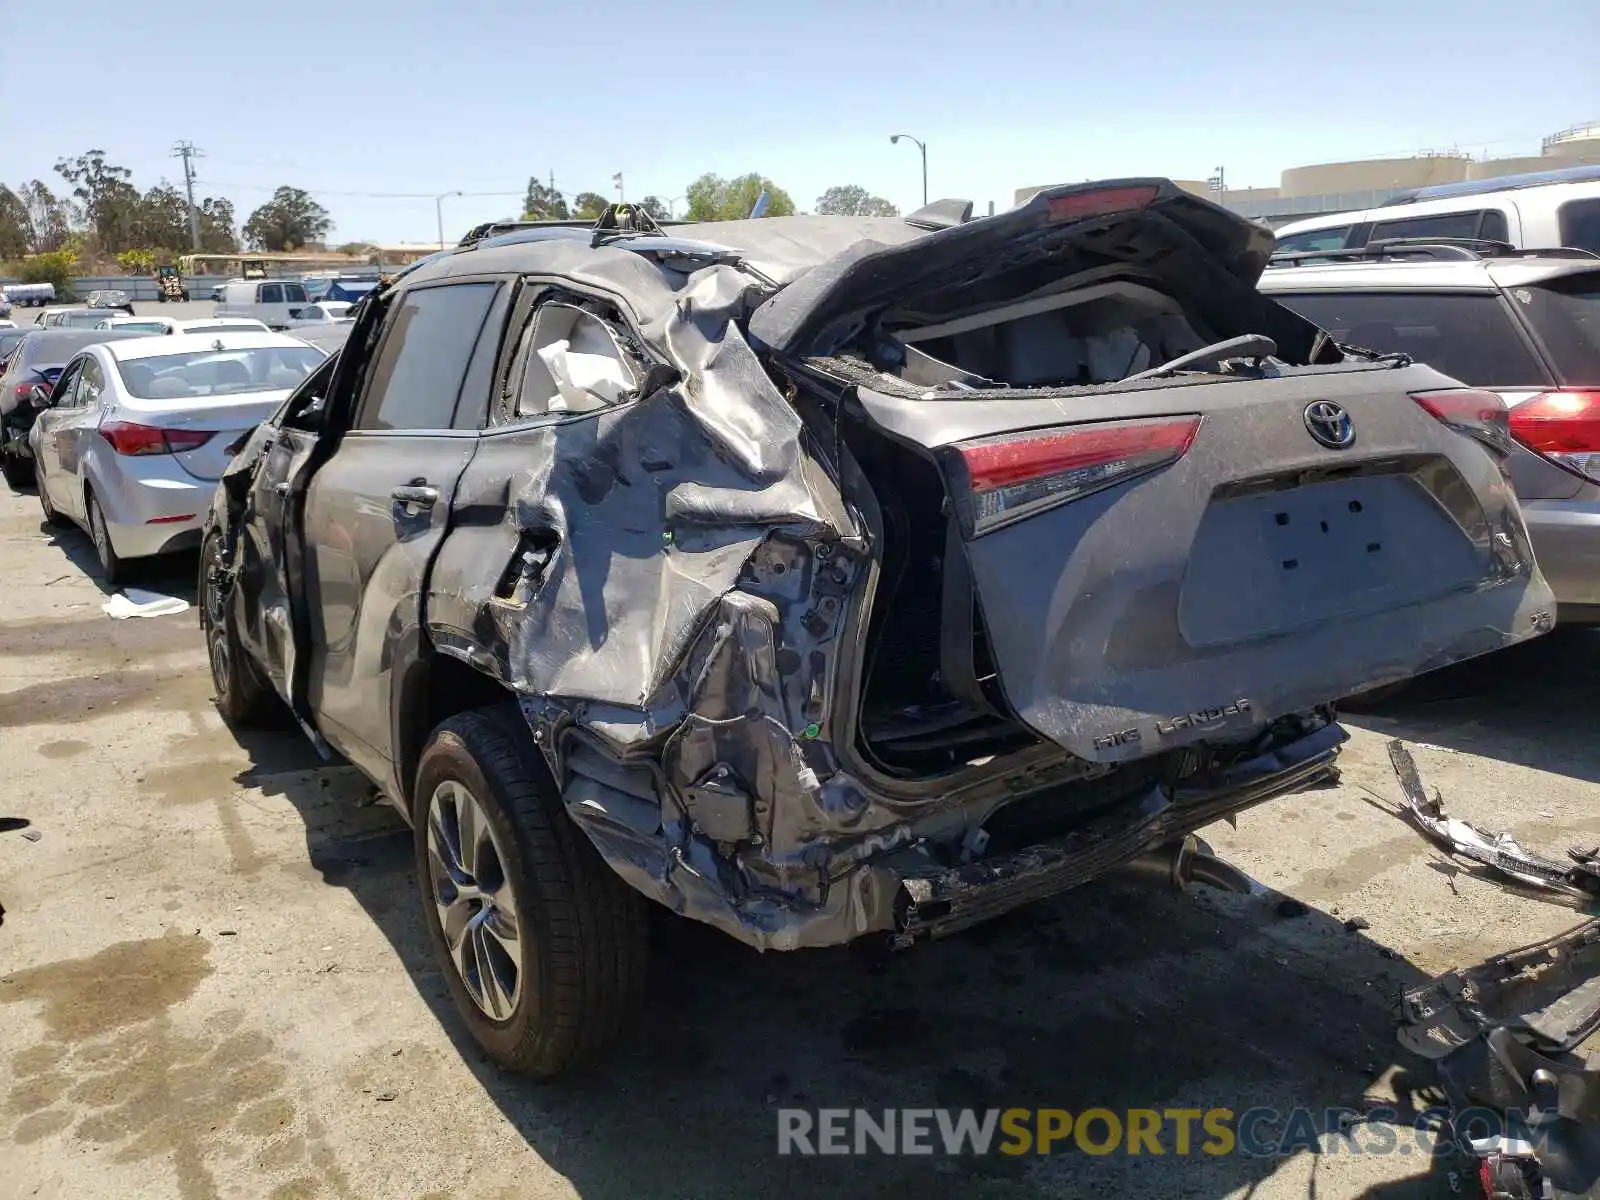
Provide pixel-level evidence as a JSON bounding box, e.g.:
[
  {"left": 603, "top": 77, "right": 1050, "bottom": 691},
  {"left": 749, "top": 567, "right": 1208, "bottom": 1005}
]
[{"left": 102, "top": 588, "right": 191, "bottom": 619}]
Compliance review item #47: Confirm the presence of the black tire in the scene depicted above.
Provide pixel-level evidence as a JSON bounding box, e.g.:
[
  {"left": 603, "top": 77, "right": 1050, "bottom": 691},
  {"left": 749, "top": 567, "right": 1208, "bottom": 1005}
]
[
  {"left": 36, "top": 472, "right": 66, "bottom": 527},
  {"left": 85, "top": 491, "right": 126, "bottom": 585},
  {"left": 1, "top": 447, "right": 34, "bottom": 489},
  {"left": 414, "top": 707, "right": 650, "bottom": 1078},
  {"left": 156, "top": 293, "right": 167, "bottom": 304},
  {"left": 199, "top": 530, "right": 274, "bottom": 724}
]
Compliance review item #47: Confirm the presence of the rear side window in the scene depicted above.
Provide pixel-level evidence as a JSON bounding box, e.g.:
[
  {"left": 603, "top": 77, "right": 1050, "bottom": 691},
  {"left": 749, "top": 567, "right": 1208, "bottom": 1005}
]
[
  {"left": 1276, "top": 292, "right": 1547, "bottom": 387},
  {"left": 259, "top": 283, "right": 283, "bottom": 304},
  {"left": 1274, "top": 226, "right": 1353, "bottom": 254},
  {"left": 1559, "top": 199, "right": 1600, "bottom": 253},
  {"left": 79, "top": 358, "right": 105, "bottom": 406},
  {"left": 1368, "top": 210, "right": 1508, "bottom": 244},
  {"left": 1516, "top": 275, "right": 1600, "bottom": 385},
  {"left": 284, "top": 284, "right": 308, "bottom": 303},
  {"left": 354, "top": 283, "right": 497, "bottom": 431}
]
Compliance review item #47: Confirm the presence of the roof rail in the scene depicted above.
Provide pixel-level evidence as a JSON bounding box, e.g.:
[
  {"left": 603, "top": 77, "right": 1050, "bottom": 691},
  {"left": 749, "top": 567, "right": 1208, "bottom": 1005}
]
[
  {"left": 1380, "top": 163, "right": 1600, "bottom": 205},
  {"left": 1267, "top": 236, "right": 1600, "bottom": 267}
]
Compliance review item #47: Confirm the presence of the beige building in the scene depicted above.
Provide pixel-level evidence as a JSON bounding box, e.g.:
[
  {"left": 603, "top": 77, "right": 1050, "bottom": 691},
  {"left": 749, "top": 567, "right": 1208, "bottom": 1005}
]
[{"left": 1016, "top": 121, "right": 1600, "bottom": 223}]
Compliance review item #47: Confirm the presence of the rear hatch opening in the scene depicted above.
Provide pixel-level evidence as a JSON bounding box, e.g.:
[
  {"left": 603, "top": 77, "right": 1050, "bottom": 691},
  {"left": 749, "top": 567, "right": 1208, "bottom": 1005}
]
[{"left": 841, "top": 413, "right": 1042, "bottom": 777}]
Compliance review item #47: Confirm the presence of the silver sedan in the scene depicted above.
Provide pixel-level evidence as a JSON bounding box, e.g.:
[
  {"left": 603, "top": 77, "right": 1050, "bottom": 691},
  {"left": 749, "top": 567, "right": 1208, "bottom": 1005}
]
[{"left": 27, "top": 331, "right": 325, "bottom": 582}]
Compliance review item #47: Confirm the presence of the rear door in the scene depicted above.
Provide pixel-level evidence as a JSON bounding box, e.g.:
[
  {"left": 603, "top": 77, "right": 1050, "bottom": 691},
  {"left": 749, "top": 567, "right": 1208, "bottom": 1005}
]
[
  {"left": 301, "top": 278, "right": 506, "bottom": 784},
  {"left": 33, "top": 357, "right": 84, "bottom": 517},
  {"left": 49, "top": 354, "right": 111, "bottom": 524}
]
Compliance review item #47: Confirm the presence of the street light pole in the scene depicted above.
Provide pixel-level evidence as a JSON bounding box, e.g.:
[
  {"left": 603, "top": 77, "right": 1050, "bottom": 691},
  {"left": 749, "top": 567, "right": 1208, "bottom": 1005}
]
[
  {"left": 435, "top": 190, "right": 463, "bottom": 250},
  {"left": 889, "top": 133, "right": 927, "bottom": 207}
]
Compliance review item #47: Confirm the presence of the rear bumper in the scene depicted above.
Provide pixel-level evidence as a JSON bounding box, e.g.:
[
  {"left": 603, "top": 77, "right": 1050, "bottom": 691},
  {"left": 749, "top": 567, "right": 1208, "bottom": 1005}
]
[
  {"left": 1522, "top": 498, "right": 1600, "bottom": 611},
  {"left": 894, "top": 721, "right": 1345, "bottom": 945},
  {"left": 99, "top": 471, "right": 211, "bottom": 559},
  {"left": 575, "top": 718, "right": 1346, "bottom": 952}
]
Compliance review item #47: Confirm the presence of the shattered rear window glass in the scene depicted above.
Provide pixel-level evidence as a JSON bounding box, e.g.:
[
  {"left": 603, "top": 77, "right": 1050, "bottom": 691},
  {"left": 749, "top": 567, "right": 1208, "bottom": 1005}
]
[{"left": 1275, "top": 291, "right": 1547, "bottom": 388}]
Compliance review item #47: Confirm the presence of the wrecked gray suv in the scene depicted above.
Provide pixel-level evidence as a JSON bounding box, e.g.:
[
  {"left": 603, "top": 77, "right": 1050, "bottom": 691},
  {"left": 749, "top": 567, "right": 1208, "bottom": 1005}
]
[{"left": 201, "top": 181, "right": 1554, "bottom": 1076}]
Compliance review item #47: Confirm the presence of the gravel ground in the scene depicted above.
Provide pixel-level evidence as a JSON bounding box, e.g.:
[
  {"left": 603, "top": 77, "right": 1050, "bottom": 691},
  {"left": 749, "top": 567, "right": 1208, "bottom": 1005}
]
[{"left": 0, "top": 332, "right": 1596, "bottom": 1198}]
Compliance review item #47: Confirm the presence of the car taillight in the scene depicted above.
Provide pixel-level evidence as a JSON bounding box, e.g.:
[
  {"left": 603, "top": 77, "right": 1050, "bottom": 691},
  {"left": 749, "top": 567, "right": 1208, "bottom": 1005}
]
[
  {"left": 1411, "top": 389, "right": 1513, "bottom": 457},
  {"left": 99, "top": 421, "right": 215, "bottom": 456},
  {"left": 1506, "top": 389, "right": 1600, "bottom": 483},
  {"left": 953, "top": 415, "right": 1201, "bottom": 535},
  {"left": 12, "top": 383, "right": 31, "bottom": 405},
  {"left": 1046, "top": 184, "right": 1160, "bottom": 223}
]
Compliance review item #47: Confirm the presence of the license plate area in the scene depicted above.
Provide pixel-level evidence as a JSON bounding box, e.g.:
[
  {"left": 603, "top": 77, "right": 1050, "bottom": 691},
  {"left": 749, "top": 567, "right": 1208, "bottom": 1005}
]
[{"left": 1179, "top": 472, "right": 1484, "bottom": 648}]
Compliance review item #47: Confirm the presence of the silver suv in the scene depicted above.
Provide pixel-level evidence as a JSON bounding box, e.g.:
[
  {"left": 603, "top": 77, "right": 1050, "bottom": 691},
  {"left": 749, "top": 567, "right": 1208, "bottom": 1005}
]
[{"left": 1261, "top": 245, "right": 1600, "bottom": 622}]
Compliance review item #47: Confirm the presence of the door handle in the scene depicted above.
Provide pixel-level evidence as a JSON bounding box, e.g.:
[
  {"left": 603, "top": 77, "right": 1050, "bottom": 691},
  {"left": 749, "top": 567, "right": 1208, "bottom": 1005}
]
[{"left": 391, "top": 484, "right": 438, "bottom": 508}]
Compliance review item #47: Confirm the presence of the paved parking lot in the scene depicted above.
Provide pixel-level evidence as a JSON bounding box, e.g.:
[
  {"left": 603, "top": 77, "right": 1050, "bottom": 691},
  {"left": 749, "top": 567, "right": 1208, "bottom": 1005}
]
[{"left": 1, "top": 309, "right": 1597, "bottom": 1199}]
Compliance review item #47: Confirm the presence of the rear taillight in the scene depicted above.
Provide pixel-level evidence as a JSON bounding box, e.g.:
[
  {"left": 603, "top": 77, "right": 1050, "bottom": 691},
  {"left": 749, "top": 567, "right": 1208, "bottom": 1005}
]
[
  {"left": 954, "top": 416, "right": 1201, "bottom": 535},
  {"left": 12, "top": 383, "right": 31, "bottom": 405},
  {"left": 1506, "top": 389, "right": 1600, "bottom": 483},
  {"left": 99, "top": 421, "right": 215, "bottom": 456},
  {"left": 1046, "top": 184, "right": 1160, "bottom": 223},
  {"left": 1412, "top": 389, "right": 1514, "bottom": 460}
]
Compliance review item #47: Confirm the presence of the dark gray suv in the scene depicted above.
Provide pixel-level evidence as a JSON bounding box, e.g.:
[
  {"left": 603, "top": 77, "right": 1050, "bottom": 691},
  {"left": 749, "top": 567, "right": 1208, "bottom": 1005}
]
[{"left": 200, "top": 183, "right": 1552, "bottom": 1076}]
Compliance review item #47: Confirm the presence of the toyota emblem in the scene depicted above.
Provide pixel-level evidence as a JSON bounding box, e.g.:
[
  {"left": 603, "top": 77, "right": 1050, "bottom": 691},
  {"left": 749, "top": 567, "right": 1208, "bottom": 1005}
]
[{"left": 1303, "top": 400, "right": 1355, "bottom": 449}]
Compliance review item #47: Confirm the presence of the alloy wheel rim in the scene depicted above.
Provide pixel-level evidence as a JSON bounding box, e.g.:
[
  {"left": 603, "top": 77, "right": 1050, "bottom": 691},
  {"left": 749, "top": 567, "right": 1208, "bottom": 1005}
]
[
  {"left": 426, "top": 780, "right": 523, "bottom": 1021},
  {"left": 90, "top": 501, "right": 110, "bottom": 570}
]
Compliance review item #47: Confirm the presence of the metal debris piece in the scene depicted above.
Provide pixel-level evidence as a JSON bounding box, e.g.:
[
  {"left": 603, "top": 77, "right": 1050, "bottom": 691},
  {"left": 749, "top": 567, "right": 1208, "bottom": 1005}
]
[
  {"left": 1387, "top": 740, "right": 1600, "bottom": 901},
  {"left": 20, "top": 829, "right": 41, "bottom": 843}
]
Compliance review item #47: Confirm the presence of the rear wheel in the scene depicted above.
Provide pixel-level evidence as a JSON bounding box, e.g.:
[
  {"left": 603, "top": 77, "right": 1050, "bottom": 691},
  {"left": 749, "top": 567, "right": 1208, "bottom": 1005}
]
[
  {"left": 414, "top": 707, "right": 650, "bottom": 1078},
  {"left": 200, "top": 530, "right": 273, "bottom": 724},
  {"left": 36, "top": 473, "right": 66, "bottom": 527},
  {"left": 86, "top": 491, "right": 126, "bottom": 585}
]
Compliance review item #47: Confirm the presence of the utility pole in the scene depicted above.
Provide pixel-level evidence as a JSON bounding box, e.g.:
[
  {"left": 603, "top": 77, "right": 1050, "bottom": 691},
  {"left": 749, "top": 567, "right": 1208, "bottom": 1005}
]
[{"left": 172, "top": 141, "right": 203, "bottom": 250}]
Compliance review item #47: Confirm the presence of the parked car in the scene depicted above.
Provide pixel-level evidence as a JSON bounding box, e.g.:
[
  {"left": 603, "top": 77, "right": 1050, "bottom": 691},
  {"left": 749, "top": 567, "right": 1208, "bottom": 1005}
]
[
  {"left": 1261, "top": 243, "right": 1600, "bottom": 623},
  {"left": 85, "top": 290, "right": 135, "bottom": 315},
  {"left": 201, "top": 182, "right": 1553, "bottom": 1076},
  {"left": 0, "top": 319, "right": 15, "bottom": 330},
  {"left": 285, "top": 323, "right": 353, "bottom": 355},
  {"left": 27, "top": 331, "right": 323, "bottom": 580},
  {"left": 0, "top": 295, "right": 11, "bottom": 320},
  {"left": 0, "top": 328, "right": 29, "bottom": 368},
  {"left": 93, "top": 315, "right": 274, "bottom": 336},
  {"left": 1273, "top": 167, "right": 1600, "bottom": 256},
  {"left": 284, "top": 301, "right": 353, "bottom": 328},
  {"left": 215, "top": 279, "right": 311, "bottom": 330},
  {"left": 36, "top": 308, "right": 128, "bottom": 330},
  {"left": 0, "top": 328, "right": 160, "bottom": 487},
  {"left": 209, "top": 283, "right": 229, "bottom": 303}
]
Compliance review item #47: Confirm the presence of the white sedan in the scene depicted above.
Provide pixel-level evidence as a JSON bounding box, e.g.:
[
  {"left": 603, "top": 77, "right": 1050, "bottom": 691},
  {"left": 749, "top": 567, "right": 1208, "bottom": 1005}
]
[
  {"left": 284, "top": 301, "right": 354, "bottom": 328},
  {"left": 93, "top": 315, "right": 272, "bottom": 335},
  {"left": 27, "top": 331, "right": 325, "bottom": 582}
]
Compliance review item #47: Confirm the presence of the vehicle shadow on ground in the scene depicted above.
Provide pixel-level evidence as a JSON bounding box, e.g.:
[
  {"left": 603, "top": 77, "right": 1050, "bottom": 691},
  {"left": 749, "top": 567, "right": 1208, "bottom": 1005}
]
[
  {"left": 1343, "top": 626, "right": 1600, "bottom": 786},
  {"left": 30, "top": 512, "right": 200, "bottom": 604},
  {"left": 241, "top": 726, "right": 1470, "bottom": 1200}
]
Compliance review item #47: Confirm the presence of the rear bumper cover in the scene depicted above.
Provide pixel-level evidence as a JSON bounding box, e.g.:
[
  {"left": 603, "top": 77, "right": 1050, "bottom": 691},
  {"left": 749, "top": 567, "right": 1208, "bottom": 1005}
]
[{"left": 569, "top": 716, "right": 1345, "bottom": 952}]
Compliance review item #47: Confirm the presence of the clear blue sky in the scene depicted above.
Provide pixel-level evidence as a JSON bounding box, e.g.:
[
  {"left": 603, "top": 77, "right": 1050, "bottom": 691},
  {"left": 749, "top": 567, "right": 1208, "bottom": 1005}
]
[{"left": 2, "top": 0, "right": 1595, "bottom": 245}]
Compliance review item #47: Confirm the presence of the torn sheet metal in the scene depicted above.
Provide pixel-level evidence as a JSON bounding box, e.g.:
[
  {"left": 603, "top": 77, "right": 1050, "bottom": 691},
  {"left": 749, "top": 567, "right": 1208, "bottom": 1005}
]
[{"left": 1388, "top": 739, "right": 1600, "bottom": 901}]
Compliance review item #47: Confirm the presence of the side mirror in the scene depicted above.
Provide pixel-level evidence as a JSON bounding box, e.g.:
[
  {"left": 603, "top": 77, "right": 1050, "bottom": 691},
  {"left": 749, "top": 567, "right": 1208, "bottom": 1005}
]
[{"left": 28, "top": 385, "right": 53, "bottom": 410}]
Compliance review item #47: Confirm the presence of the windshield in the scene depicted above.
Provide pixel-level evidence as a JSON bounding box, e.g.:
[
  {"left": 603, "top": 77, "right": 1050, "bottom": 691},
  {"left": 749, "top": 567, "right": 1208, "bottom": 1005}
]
[
  {"left": 1518, "top": 275, "right": 1600, "bottom": 384},
  {"left": 114, "top": 346, "right": 325, "bottom": 399},
  {"left": 1273, "top": 291, "right": 1548, "bottom": 388}
]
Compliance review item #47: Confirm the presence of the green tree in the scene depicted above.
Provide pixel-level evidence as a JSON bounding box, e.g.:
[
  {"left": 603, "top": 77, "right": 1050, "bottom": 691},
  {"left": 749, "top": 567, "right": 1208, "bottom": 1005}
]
[
  {"left": 135, "top": 183, "right": 190, "bottom": 249},
  {"left": 197, "top": 197, "right": 238, "bottom": 254},
  {"left": 683, "top": 173, "right": 795, "bottom": 221},
  {"left": 0, "top": 186, "right": 28, "bottom": 259},
  {"left": 116, "top": 248, "right": 156, "bottom": 275},
  {"left": 17, "top": 181, "right": 71, "bottom": 252},
  {"left": 54, "top": 150, "right": 144, "bottom": 252},
  {"left": 571, "top": 191, "right": 609, "bottom": 220},
  {"left": 19, "top": 246, "right": 78, "bottom": 295},
  {"left": 523, "top": 178, "right": 570, "bottom": 220},
  {"left": 638, "top": 195, "right": 670, "bottom": 222},
  {"left": 243, "top": 187, "right": 332, "bottom": 251},
  {"left": 815, "top": 184, "right": 898, "bottom": 217}
]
